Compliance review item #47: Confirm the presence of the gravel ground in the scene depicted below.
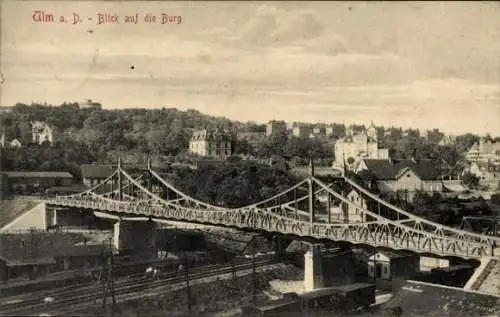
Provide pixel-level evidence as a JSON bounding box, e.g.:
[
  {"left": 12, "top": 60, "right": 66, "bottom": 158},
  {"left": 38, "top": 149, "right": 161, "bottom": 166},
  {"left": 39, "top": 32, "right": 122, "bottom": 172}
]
[{"left": 477, "top": 260, "right": 500, "bottom": 296}]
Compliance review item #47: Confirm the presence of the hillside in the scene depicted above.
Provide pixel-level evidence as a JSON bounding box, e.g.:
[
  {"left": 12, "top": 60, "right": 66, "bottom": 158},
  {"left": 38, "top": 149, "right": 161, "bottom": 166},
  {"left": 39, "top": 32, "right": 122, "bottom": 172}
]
[
  {"left": 0, "top": 104, "right": 264, "bottom": 178},
  {"left": 0, "top": 103, "right": 484, "bottom": 181}
]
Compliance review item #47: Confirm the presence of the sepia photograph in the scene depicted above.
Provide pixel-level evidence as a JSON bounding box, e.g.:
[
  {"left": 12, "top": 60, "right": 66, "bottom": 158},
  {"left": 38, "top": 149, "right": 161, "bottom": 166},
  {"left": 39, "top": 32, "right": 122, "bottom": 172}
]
[{"left": 0, "top": 1, "right": 499, "bottom": 316}]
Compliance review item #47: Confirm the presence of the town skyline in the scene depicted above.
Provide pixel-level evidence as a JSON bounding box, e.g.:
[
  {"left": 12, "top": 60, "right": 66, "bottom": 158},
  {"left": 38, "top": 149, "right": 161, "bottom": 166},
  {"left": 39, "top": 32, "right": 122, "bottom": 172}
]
[{"left": 2, "top": 1, "right": 499, "bottom": 136}]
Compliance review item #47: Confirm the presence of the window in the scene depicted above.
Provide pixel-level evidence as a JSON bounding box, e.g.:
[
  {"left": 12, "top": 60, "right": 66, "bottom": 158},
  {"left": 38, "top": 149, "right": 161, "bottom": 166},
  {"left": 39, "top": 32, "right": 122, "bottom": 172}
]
[
  {"left": 384, "top": 266, "right": 388, "bottom": 274},
  {"left": 407, "top": 174, "right": 411, "bottom": 178}
]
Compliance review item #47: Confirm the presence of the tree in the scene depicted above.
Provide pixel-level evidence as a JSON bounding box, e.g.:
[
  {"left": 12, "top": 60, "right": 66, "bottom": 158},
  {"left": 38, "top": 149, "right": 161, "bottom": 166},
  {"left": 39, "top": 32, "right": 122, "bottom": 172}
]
[
  {"left": 491, "top": 193, "right": 500, "bottom": 206},
  {"left": 462, "top": 172, "right": 480, "bottom": 188}
]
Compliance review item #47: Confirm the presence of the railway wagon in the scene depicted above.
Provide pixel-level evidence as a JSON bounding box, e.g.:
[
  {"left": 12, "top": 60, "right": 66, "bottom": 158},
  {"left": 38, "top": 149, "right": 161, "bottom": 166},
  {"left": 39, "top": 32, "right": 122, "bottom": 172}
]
[{"left": 300, "top": 283, "right": 376, "bottom": 313}]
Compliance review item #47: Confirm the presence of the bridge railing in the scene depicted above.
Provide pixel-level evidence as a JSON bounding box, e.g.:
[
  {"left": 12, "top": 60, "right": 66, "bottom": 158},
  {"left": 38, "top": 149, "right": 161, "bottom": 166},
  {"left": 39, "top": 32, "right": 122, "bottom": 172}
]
[
  {"left": 339, "top": 177, "right": 500, "bottom": 245},
  {"left": 46, "top": 194, "right": 493, "bottom": 258}
]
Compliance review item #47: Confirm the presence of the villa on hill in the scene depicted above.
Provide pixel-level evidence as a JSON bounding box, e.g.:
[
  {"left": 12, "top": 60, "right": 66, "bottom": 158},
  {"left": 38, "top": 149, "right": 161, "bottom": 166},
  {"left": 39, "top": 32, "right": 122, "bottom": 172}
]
[
  {"left": 189, "top": 128, "right": 234, "bottom": 159},
  {"left": 333, "top": 122, "right": 389, "bottom": 172}
]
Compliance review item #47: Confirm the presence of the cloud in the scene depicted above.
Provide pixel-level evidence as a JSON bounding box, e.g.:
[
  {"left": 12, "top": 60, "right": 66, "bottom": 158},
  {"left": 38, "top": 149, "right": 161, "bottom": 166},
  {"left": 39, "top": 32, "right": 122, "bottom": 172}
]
[{"left": 238, "top": 5, "right": 324, "bottom": 46}]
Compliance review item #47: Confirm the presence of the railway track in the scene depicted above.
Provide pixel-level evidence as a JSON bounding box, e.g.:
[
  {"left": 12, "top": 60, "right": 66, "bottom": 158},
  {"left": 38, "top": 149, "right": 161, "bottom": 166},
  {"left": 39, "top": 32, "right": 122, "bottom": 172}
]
[{"left": 1, "top": 257, "right": 281, "bottom": 316}]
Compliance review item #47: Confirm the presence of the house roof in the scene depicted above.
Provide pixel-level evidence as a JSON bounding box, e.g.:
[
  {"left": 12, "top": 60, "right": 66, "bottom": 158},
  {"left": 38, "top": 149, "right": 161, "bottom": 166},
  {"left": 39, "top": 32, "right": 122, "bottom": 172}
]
[
  {"left": 359, "top": 159, "right": 440, "bottom": 181},
  {"left": 80, "top": 164, "right": 144, "bottom": 179},
  {"left": 471, "top": 161, "right": 500, "bottom": 172},
  {"left": 0, "top": 232, "right": 108, "bottom": 266},
  {"left": 190, "top": 129, "right": 233, "bottom": 142},
  {"left": 2, "top": 171, "right": 73, "bottom": 179},
  {"left": 46, "top": 185, "right": 89, "bottom": 193},
  {"left": 370, "top": 251, "right": 414, "bottom": 260},
  {"left": 81, "top": 164, "right": 116, "bottom": 179}
]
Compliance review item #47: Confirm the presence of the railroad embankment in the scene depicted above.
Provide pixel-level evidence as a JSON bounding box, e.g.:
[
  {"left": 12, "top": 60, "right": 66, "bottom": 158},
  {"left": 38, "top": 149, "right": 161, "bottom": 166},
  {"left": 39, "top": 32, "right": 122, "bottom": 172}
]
[{"left": 81, "top": 263, "right": 303, "bottom": 316}]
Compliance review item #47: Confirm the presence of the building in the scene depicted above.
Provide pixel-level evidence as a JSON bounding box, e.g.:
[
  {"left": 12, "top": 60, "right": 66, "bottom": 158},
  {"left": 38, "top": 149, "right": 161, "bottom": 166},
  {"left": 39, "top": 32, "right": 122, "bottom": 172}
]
[
  {"left": 466, "top": 138, "right": 500, "bottom": 163},
  {"left": 2, "top": 171, "right": 73, "bottom": 196},
  {"left": 0, "top": 135, "right": 22, "bottom": 148},
  {"left": 9, "top": 139, "right": 22, "bottom": 148},
  {"left": 0, "top": 232, "right": 107, "bottom": 282},
  {"left": 325, "top": 125, "right": 334, "bottom": 136},
  {"left": 438, "top": 135, "right": 457, "bottom": 146},
  {"left": 189, "top": 129, "right": 233, "bottom": 158},
  {"left": 266, "top": 120, "right": 287, "bottom": 136},
  {"left": 78, "top": 99, "right": 102, "bottom": 110},
  {"left": 356, "top": 158, "right": 443, "bottom": 202},
  {"left": 466, "top": 161, "right": 500, "bottom": 186},
  {"left": 368, "top": 251, "right": 420, "bottom": 281},
  {"left": 292, "top": 124, "right": 311, "bottom": 138},
  {"left": 345, "top": 124, "right": 366, "bottom": 137},
  {"left": 80, "top": 164, "right": 116, "bottom": 187},
  {"left": 345, "top": 190, "right": 368, "bottom": 223},
  {"left": 31, "top": 121, "right": 53, "bottom": 144},
  {"left": 311, "top": 125, "right": 326, "bottom": 137},
  {"left": 333, "top": 129, "right": 389, "bottom": 171},
  {"left": 365, "top": 122, "right": 378, "bottom": 142},
  {"left": 80, "top": 164, "right": 145, "bottom": 188},
  {"left": 1, "top": 135, "right": 24, "bottom": 148}
]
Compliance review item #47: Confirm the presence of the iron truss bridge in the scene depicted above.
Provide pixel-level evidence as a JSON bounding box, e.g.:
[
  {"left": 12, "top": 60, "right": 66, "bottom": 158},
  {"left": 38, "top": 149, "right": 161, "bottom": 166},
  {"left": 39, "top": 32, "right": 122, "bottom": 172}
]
[{"left": 46, "top": 161, "right": 500, "bottom": 260}]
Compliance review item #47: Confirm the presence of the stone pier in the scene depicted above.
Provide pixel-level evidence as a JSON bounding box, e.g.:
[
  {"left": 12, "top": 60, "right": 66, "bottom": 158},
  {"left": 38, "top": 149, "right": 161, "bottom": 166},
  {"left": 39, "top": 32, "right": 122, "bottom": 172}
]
[
  {"left": 113, "top": 219, "right": 157, "bottom": 255},
  {"left": 304, "top": 244, "right": 324, "bottom": 291}
]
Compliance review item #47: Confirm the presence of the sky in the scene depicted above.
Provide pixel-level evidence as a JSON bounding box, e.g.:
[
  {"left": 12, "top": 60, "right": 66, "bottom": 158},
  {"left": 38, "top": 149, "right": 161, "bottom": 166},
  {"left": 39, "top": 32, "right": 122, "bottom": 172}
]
[{"left": 1, "top": 1, "right": 500, "bottom": 135}]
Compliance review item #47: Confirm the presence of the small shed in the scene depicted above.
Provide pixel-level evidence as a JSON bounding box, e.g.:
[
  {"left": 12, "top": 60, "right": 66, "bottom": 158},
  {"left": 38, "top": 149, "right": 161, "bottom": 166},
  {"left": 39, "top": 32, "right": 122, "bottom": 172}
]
[{"left": 368, "top": 251, "right": 419, "bottom": 280}]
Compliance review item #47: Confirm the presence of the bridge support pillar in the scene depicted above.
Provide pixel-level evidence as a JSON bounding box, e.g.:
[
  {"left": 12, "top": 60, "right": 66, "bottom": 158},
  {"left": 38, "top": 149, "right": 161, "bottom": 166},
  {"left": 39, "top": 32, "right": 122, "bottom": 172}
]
[
  {"left": 113, "top": 219, "right": 157, "bottom": 256},
  {"left": 45, "top": 206, "right": 67, "bottom": 230},
  {"left": 304, "top": 244, "right": 324, "bottom": 291}
]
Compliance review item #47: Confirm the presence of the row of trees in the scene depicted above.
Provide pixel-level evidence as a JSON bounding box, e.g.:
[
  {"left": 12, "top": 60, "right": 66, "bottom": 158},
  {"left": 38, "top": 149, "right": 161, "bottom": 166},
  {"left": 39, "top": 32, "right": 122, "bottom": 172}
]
[{"left": 165, "top": 161, "right": 300, "bottom": 208}]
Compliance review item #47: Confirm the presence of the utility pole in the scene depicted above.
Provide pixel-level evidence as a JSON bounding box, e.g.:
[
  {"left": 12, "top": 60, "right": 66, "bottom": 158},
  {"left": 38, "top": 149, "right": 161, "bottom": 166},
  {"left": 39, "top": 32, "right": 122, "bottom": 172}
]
[
  {"left": 231, "top": 256, "right": 236, "bottom": 280},
  {"left": 185, "top": 253, "right": 191, "bottom": 316},
  {"left": 252, "top": 239, "right": 257, "bottom": 301},
  {"left": 102, "top": 238, "right": 116, "bottom": 312}
]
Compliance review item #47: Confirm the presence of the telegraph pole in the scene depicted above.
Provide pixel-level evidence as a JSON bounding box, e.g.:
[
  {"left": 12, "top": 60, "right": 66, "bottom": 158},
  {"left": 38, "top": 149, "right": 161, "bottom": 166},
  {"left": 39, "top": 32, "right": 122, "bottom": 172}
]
[
  {"left": 251, "top": 239, "right": 257, "bottom": 301},
  {"left": 102, "top": 238, "right": 116, "bottom": 312},
  {"left": 185, "top": 253, "right": 191, "bottom": 316}
]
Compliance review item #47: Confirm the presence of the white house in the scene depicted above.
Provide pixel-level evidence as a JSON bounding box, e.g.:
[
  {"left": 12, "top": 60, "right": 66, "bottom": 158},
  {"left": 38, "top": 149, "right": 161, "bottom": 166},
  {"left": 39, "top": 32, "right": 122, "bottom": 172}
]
[
  {"left": 333, "top": 127, "right": 389, "bottom": 171},
  {"left": 9, "top": 139, "right": 22, "bottom": 148},
  {"left": 32, "top": 121, "right": 53, "bottom": 144},
  {"left": 368, "top": 251, "right": 420, "bottom": 281},
  {"left": 189, "top": 128, "right": 233, "bottom": 158},
  {"left": 346, "top": 190, "right": 367, "bottom": 223},
  {"left": 356, "top": 158, "right": 443, "bottom": 202}
]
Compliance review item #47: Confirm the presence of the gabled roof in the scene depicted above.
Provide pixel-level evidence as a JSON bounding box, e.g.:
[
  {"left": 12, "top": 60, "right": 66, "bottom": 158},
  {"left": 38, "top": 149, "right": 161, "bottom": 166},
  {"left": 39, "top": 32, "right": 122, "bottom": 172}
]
[
  {"left": 2, "top": 171, "right": 73, "bottom": 179},
  {"left": 370, "top": 251, "right": 414, "bottom": 260},
  {"left": 80, "top": 164, "right": 146, "bottom": 179},
  {"left": 81, "top": 164, "right": 116, "bottom": 179},
  {"left": 360, "top": 159, "right": 393, "bottom": 178},
  {"left": 0, "top": 232, "right": 107, "bottom": 266},
  {"left": 190, "top": 129, "right": 233, "bottom": 142},
  {"left": 358, "top": 159, "right": 440, "bottom": 181}
]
